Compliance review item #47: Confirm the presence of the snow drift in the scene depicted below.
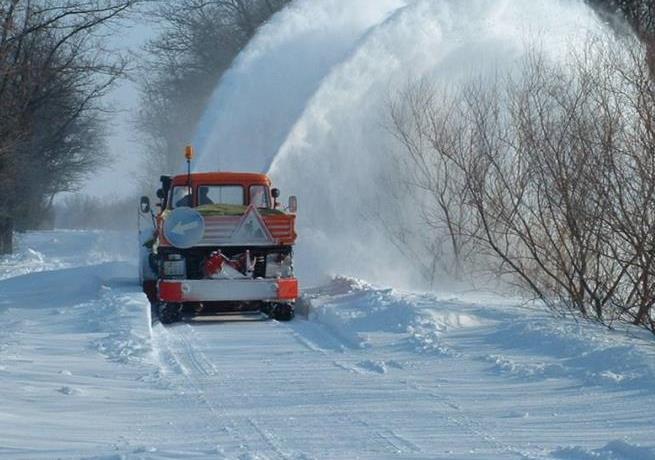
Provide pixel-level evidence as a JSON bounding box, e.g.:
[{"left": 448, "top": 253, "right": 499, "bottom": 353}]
[{"left": 2, "top": 230, "right": 654, "bottom": 457}]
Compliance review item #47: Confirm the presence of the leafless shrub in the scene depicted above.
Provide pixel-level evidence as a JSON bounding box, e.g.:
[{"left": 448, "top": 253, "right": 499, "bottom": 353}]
[
  {"left": 390, "top": 36, "right": 655, "bottom": 333},
  {"left": 387, "top": 81, "right": 480, "bottom": 281}
]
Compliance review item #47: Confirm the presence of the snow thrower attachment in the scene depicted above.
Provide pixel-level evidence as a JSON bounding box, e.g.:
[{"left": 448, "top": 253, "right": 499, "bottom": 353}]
[{"left": 138, "top": 146, "right": 299, "bottom": 324}]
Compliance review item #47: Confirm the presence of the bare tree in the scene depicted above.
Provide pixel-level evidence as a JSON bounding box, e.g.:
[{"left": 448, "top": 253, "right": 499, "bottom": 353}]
[
  {"left": 0, "top": 0, "right": 140, "bottom": 253},
  {"left": 386, "top": 80, "right": 480, "bottom": 281},
  {"left": 390, "top": 36, "right": 655, "bottom": 333}
]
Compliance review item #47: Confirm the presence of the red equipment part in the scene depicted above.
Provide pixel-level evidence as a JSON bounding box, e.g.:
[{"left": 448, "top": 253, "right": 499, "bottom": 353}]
[
  {"left": 277, "top": 278, "right": 299, "bottom": 301},
  {"left": 158, "top": 281, "right": 183, "bottom": 302},
  {"left": 205, "top": 251, "right": 225, "bottom": 278}
]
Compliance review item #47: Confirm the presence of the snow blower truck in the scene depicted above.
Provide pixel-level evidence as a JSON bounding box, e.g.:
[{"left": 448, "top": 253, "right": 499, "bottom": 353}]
[{"left": 138, "top": 146, "right": 299, "bottom": 324}]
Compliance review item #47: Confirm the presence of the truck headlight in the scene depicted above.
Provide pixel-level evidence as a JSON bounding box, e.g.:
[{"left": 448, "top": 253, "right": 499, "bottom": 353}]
[{"left": 162, "top": 253, "right": 186, "bottom": 279}]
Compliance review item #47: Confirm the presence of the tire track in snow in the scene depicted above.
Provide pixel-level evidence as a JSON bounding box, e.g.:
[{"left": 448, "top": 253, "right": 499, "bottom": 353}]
[
  {"left": 284, "top": 320, "right": 422, "bottom": 456},
  {"left": 245, "top": 417, "right": 293, "bottom": 460},
  {"left": 339, "top": 414, "right": 421, "bottom": 455},
  {"left": 152, "top": 323, "right": 254, "bottom": 455},
  {"left": 176, "top": 324, "right": 218, "bottom": 377},
  {"left": 160, "top": 314, "right": 541, "bottom": 458},
  {"left": 403, "top": 375, "right": 546, "bottom": 459},
  {"left": 287, "top": 319, "right": 549, "bottom": 458},
  {"left": 155, "top": 321, "right": 295, "bottom": 459},
  {"left": 173, "top": 325, "right": 286, "bottom": 457}
]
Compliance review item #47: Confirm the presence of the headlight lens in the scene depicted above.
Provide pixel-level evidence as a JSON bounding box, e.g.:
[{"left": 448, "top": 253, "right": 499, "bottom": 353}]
[{"left": 162, "top": 254, "right": 186, "bottom": 279}]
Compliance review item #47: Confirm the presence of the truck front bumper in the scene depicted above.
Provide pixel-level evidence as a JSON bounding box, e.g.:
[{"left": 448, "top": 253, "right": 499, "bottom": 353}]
[{"left": 158, "top": 278, "right": 299, "bottom": 303}]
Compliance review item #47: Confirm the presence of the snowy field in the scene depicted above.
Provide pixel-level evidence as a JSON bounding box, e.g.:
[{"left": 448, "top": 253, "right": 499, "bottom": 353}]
[{"left": 1, "top": 231, "right": 654, "bottom": 459}]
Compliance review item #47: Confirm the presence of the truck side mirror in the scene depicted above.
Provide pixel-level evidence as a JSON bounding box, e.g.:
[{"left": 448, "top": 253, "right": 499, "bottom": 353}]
[
  {"left": 271, "top": 188, "right": 280, "bottom": 208},
  {"left": 140, "top": 196, "right": 151, "bottom": 214},
  {"left": 288, "top": 195, "right": 297, "bottom": 213},
  {"left": 156, "top": 188, "right": 165, "bottom": 199}
]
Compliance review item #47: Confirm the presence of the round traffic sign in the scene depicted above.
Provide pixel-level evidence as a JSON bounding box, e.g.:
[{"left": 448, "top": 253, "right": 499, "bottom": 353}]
[{"left": 163, "top": 207, "right": 205, "bottom": 249}]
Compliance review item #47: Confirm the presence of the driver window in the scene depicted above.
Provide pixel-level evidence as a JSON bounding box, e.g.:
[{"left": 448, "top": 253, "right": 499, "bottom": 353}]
[
  {"left": 171, "top": 187, "right": 191, "bottom": 208},
  {"left": 250, "top": 185, "right": 270, "bottom": 208}
]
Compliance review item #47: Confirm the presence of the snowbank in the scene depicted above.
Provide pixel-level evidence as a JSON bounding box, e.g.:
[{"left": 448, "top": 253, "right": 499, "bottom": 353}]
[
  {"left": 553, "top": 440, "right": 655, "bottom": 460},
  {"left": 0, "top": 230, "right": 136, "bottom": 281},
  {"left": 305, "top": 276, "right": 655, "bottom": 392}
]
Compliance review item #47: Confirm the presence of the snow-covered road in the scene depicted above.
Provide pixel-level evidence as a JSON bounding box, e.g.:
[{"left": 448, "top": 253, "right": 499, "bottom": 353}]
[{"left": 1, "top": 231, "right": 654, "bottom": 459}]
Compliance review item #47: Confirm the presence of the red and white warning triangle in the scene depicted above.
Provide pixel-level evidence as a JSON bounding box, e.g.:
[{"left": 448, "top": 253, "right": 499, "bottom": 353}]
[{"left": 230, "top": 205, "right": 274, "bottom": 244}]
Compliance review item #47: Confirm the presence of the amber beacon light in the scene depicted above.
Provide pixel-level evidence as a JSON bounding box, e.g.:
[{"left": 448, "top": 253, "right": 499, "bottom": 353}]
[{"left": 184, "top": 145, "right": 195, "bottom": 161}]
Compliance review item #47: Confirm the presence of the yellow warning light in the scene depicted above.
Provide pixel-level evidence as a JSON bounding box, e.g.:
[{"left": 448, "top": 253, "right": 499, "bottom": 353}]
[{"left": 184, "top": 145, "right": 194, "bottom": 161}]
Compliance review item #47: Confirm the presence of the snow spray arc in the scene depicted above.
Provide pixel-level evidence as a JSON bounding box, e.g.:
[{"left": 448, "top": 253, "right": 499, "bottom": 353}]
[{"left": 193, "top": 0, "right": 610, "bottom": 288}]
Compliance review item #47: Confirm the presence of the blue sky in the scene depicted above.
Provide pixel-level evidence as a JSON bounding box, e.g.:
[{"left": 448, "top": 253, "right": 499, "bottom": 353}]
[{"left": 80, "top": 12, "right": 156, "bottom": 198}]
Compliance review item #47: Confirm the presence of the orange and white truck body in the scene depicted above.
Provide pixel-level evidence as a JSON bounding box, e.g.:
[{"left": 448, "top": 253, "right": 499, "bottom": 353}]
[{"left": 140, "top": 171, "right": 299, "bottom": 321}]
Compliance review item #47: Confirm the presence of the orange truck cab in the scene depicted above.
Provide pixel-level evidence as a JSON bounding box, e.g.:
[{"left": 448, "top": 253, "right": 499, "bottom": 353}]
[{"left": 139, "top": 166, "right": 299, "bottom": 324}]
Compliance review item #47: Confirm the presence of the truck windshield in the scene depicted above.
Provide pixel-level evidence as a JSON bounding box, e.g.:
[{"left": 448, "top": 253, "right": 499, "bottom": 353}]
[
  {"left": 197, "top": 185, "right": 244, "bottom": 206},
  {"left": 170, "top": 185, "right": 251, "bottom": 208}
]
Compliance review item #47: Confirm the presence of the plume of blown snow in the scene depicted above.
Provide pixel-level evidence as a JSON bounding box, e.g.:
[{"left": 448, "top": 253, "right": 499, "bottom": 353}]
[
  {"left": 194, "top": 0, "right": 610, "bottom": 289},
  {"left": 193, "top": 0, "right": 407, "bottom": 172}
]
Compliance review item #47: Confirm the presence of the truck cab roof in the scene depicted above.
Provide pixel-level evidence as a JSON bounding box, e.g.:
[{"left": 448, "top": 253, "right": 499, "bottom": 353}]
[{"left": 171, "top": 172, "right": 271, "bottom": 187}]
